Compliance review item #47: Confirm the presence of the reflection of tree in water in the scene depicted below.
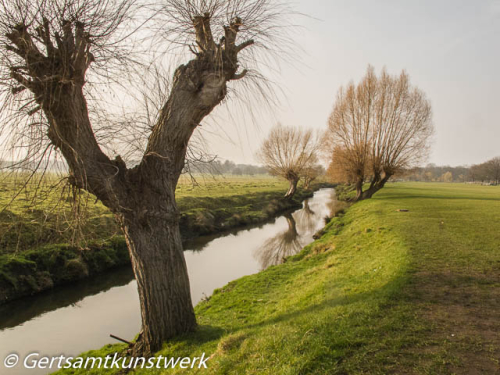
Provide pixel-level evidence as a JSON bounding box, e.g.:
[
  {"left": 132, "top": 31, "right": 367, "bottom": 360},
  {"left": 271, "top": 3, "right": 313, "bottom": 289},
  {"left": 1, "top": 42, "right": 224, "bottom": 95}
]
[
  {"left": 255, "top": 213, "right": 303, "bottom": 269},
  {"left": 295, "top": 199, "right": 318, "bottom": 235}
]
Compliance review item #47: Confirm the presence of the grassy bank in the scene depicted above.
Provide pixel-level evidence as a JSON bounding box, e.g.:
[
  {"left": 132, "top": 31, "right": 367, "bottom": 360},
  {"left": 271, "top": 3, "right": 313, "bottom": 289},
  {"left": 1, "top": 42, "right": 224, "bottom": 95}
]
[
  {"left": 0, "top": 175, "right": 329, "bottom": 303},
  {"left": 0, "top": 175, "right": 295, "bottom": 253},
  {"left": 175, "top": 177, "right": 324, "bottom": 238},
  {"left": 54, "top": 182, "right": 499, "bottom": 374}
]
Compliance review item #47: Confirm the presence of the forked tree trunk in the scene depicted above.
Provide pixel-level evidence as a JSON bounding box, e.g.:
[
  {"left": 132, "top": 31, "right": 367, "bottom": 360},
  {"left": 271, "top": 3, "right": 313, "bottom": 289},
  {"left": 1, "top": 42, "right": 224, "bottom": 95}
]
[
  {"left": 357, "top": 174, "right": 391, "bottom": 201},
  {"left": 4, "top": 14, "right": 256, "bottom": 358},
  {"left": 284, "top": 178, "right": 299, "bottom": 200}
]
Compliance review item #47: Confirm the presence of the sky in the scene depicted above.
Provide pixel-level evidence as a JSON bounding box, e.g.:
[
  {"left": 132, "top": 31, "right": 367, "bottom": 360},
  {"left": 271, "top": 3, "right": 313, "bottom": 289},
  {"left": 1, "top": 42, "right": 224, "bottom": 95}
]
[{"left": 201, "top": 0, "right": 500, "bottom": 167}]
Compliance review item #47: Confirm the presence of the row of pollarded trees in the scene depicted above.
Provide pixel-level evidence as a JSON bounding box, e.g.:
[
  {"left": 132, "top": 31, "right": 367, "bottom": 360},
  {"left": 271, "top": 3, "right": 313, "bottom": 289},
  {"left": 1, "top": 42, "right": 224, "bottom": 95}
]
[
  {"left": 322, "top": 66, "right": 434, "bottom": 201},
  {"left": 257, "top": 67, "right": 434, "bottom": 202},
  {"left": 256, "top": 124, "right": 324, "bottom": 199}
]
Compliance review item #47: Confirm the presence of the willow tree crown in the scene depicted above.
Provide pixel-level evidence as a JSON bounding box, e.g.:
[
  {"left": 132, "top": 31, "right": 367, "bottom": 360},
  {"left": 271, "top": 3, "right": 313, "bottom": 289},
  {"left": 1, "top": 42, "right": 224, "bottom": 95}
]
[{"left": 0, "top": 0, "right": 295, "bottom": 185}]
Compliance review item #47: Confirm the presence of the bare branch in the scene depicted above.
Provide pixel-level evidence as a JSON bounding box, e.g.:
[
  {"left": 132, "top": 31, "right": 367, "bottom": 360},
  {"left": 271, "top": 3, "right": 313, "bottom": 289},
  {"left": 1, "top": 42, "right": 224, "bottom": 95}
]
[
  {"left": 236, "top": 39, "right": 254, "bottom": 52},
  {"left": 231, "top": 69, "right": 248, "bottom": 80}
]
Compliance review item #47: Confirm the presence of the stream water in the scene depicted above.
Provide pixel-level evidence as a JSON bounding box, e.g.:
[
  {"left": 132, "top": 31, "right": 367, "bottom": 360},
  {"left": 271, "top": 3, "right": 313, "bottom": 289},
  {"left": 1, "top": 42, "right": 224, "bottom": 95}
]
[{"left": 0, "top": 188, "right": 336, "bottom": 374}]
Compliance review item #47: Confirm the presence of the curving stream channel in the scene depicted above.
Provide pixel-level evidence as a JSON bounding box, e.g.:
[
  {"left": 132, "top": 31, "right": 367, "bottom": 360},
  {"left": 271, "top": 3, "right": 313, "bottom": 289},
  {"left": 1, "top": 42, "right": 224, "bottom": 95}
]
[{"left": 0, "top": 188, "right": 336, "bottom": 375}]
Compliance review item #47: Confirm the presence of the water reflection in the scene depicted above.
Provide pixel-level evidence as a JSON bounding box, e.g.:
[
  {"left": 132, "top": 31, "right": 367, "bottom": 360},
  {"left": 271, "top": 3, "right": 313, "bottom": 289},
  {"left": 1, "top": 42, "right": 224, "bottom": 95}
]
[
  {"left": 0, "top": 268, "right": 135, "bottom": 331},
  {"left": 325, "top": 190, "right": 348, "bottom": 218},
  {"left": 253, "top": 191, "right": 336, "bottom": 269},
  {"left": 183, "top": 220, "right": 275, "bottom": 253},
  {"left": 295, "top": 199, "right": 318, "bottom": 234},
  {"left": 255, "top": 213, "right": 303, "bottom": 269}
]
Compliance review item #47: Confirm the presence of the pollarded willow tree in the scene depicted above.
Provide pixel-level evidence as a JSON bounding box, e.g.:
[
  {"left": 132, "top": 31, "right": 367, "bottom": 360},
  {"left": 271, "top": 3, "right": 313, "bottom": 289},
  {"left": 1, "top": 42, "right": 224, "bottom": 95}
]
[
  {"left": 0, "top": 0, "right": 294, "bottom": 355},
  {"left": 323, "top": 66, "right": 433, "bottom": 201},
  {"left": 257, "top": 124, "right": 318, "bottom": 200}
]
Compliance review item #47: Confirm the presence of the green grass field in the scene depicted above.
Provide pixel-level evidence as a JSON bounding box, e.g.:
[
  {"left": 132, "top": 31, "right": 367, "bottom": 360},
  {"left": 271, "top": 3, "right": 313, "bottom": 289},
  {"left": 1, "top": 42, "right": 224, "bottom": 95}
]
[
  {"left": 0, "top": 174, "right": 290, "bottom": 254},
  {"left": 54, "top": 182, "right": 500, "bottom": 374}
]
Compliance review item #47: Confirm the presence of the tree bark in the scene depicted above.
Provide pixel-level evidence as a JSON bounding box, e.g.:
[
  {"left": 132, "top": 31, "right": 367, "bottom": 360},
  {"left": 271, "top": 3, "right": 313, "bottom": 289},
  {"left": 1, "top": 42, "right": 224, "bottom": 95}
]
[
  {"left": 284, "top": 178, "right": 299, "bottom": 200},
  {"left": 355, "top": 178, "right": 364, "bottom": 201},
  {"left": 121, "top": 209, "right": 195, "bottom": 356}
]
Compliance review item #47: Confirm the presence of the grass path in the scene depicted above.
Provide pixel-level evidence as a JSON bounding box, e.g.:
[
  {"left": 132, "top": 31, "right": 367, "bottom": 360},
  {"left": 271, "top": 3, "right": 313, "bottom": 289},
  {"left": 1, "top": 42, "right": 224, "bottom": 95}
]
[
  {"left": 55, "top": 183, "right": 500, "bottom": 374},
  {"left": 379, "top": 183, "right": 500, "bottom": 374}
]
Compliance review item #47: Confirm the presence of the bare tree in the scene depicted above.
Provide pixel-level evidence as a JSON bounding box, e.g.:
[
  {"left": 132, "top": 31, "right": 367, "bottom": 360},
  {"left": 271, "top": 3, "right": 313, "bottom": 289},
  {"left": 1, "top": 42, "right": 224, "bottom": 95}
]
[
  {"left": 468, "top": 164, "right": 486, "bottom": 183},
  {"left": 468, "top": 157, "right": 500, "bottom": 185},
  {"left": 302, "top": 164, "right": 324, "bottom": 190},
  {"left": 0, "top": 0, "right": 293, "bottom": 355},
  {"left": 324, "top": 66, "right": 433, "bottom": 200},
  {"left": 257, "top": 124, "right": 318, "bottom": 199}
]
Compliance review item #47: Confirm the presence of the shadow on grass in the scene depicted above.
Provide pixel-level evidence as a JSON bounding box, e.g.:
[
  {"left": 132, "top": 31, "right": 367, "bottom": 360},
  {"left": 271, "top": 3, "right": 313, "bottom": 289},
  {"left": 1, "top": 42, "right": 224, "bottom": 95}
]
[
  {"left": 239, "top": 275, "right": 407, "bottom": 333},
  {"left": 178, "top": 274, "right": 417, "bottom": 375},
  {"left": 160, "top": 324, "right": 227, "bottom": 349},
  {"left": 152, "top": 271, "right": 409, "bottom": 359}
]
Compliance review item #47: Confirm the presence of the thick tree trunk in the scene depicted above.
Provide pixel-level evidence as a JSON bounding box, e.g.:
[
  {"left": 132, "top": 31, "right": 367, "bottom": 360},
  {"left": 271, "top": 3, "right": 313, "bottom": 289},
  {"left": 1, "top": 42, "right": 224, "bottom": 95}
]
[
  {"left": 122, "top": 213, "right": 195, "bottom": 356},
  {"left": 355, "top": 178, "right": 364, "bottom": 201},
  {"left": 358, "top": 174, "right": 391, "bottom": 200},
  {"left": 284, "top": 178, "right": 299, "bottom": 200},
  {"left": 115, "top": 176, "right": 197, "bottom": 355}
]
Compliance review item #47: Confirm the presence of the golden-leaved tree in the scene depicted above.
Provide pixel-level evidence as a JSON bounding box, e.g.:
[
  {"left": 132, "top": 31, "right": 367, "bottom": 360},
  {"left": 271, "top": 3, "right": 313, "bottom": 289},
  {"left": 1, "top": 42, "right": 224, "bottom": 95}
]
[{"left": 324, "top": 66, "right": 433, "bottom": 201}]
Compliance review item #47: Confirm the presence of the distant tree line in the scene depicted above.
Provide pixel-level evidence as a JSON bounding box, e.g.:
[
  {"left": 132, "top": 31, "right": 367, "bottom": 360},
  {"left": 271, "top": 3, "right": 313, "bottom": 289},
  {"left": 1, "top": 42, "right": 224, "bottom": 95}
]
[
  {"left": 185, "top": 159, "right": 269, "bottom": 176},
  {"left": 401, "top": 157, "right": 500, "bottom": 185},
  {"left": 0, "top": 158, "right": 268, "bottom": 177}
]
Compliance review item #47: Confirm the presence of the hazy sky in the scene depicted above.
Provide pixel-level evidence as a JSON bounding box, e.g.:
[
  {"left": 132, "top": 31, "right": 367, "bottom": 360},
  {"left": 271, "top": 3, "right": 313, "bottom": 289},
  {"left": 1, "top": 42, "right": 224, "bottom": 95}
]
[{"left": 203, "top": 0, "right": 500, "bottom": 167}]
